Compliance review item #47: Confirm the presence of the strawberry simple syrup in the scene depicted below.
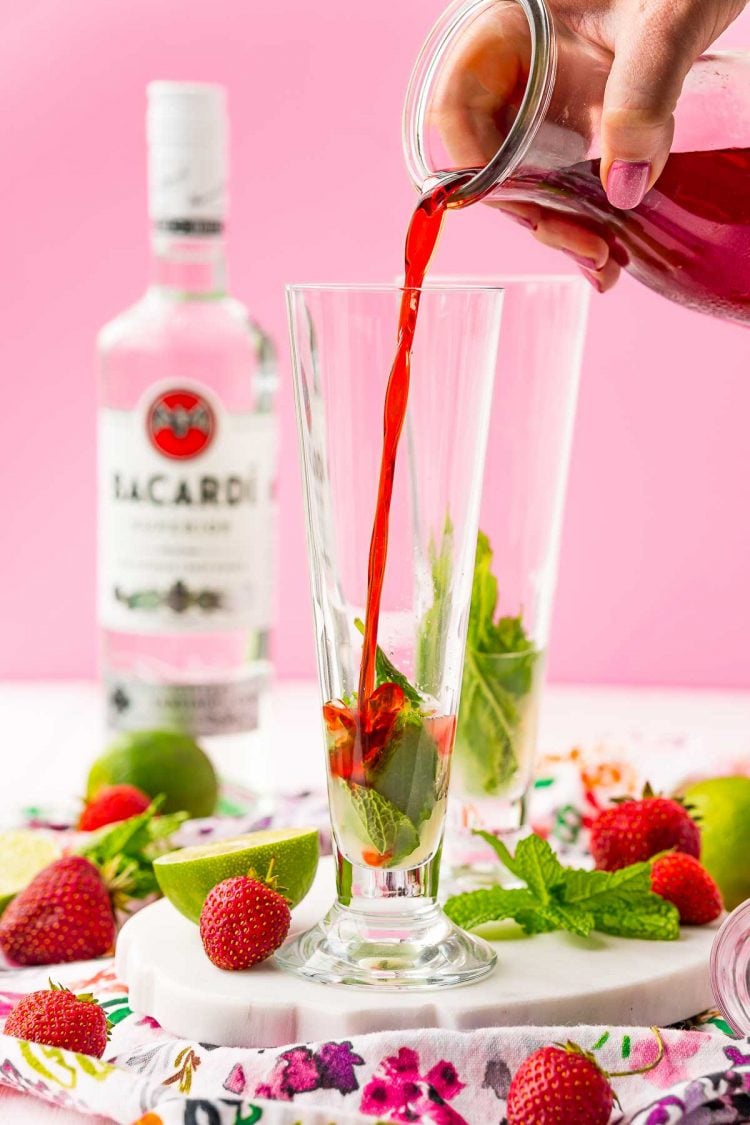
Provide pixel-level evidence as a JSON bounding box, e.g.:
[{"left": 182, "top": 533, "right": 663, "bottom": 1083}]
[
  {"left": 323, "top": 179, "right": 465, "bottom": 840},
  {"left": 358, "top": 177, "right": 465, "bottom": 709},
  {"left": 513, "top": 147, "right": 750, "bottom": 323}
]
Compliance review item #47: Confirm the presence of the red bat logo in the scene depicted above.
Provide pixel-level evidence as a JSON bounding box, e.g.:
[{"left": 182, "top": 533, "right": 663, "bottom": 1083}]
[{"left": 148, "top": 389, "right": 216, "bottom": 459}]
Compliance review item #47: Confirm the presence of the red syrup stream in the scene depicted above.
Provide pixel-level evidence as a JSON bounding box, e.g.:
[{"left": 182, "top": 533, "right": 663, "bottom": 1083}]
[{"left": 357, "top": 177, "right": 467, "bottom": 711}]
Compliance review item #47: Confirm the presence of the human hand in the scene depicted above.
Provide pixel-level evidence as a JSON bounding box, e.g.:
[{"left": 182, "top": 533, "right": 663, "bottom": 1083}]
[{"left": 434, "top": 0, "right": 747, "bottom": 290}]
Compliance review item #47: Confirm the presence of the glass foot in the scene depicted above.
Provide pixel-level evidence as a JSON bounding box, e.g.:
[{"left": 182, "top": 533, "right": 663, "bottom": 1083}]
[{"left": 275, "top": 899, "right": 496, "bottom": 990}]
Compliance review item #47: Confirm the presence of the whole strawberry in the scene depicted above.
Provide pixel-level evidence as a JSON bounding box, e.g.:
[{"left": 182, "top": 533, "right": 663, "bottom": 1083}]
[
  {"left": 5, "top": 983, "right": 111, "bottom": 1058},
  {"left": 591, "top": 791, "right": 700, "bottom": 871},
  {"left": 78, "top": 784, "right": 151, "bottom": 831},
  {"left": 507, "top": 1044, "right": 613, "bottom": 1125},
  {"left": 200, "top": 874, "right": 291, "bottom": 970},
  {"left": 651, "top": 853, "right": 723, "bottom": 924},
  {"left": 0, "top": 856, "right": 115, "bottom": 965}
]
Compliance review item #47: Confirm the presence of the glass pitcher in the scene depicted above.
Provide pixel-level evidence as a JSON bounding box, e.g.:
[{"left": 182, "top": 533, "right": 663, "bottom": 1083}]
[{"left": 403, "top": 0, "right": 750, "bottom": 323}]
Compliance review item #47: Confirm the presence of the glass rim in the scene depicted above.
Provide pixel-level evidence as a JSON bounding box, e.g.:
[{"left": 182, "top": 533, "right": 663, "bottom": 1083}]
[
  {"left": 426, "top": 272, "right": 590, "bottom": 285},
  {"left": 285, "top": 282, "right": 506, "bottom": 294}
]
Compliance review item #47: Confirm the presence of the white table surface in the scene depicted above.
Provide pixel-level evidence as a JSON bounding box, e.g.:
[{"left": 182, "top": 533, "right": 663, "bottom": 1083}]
[{"left": 1, "top": 679, "right": 750, "bottom": 1123}]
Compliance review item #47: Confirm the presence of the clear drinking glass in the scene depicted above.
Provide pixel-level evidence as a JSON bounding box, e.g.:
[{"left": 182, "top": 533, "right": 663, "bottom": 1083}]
[
  {"left": 278, "top": 284, "right": 503, "bottom": 989},
  {"left": 403, "top": 1, "right": 750, "bottom": 322},
  {"left": 710, "top": 901, "right": 750, "bottom": 1034},
  {"left": 428, "top": 276, "right": 588, "bottom": 885}
]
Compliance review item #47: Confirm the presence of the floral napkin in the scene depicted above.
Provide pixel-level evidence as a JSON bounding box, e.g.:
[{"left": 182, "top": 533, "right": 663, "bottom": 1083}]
[{"left": 0, "top": 956, "right": 746, "bottom": 1124}]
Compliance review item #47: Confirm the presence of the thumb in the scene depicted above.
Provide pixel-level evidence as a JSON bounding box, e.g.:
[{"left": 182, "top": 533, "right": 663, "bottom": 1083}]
[{"left": 600, "top": 2, "right": 704, "bottom": 208}]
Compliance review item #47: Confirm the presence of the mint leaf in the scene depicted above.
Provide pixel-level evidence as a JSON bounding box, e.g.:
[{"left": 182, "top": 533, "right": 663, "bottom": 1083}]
[
  {"left": 458, "top": 651, "right": 521, "bottom": 793},
  {"left": 353, "top": 618, "right": 422, "bottom": 705},
  {"left": 472, "top": 829, "right": 519, "bottom": 873},
  {"left": 348, "top": 784, "right": 419, "bottom": 864},
  {"left": 560, "top": 862, "right": 654, "bottom": 908},
  {"left": 78, "top": 799, "right": 166, "bottom": 864},
  {"left": 368, "top": 716, "right": 438, "bottom": 829},
  {"left": 591, "top": 896, "right": 680, "bottom": 941},
  {"left": 416, "top": 517, "right": 454, "bottom": 687},
  {"left": 446, "top": 831, "right": 680, "bottom": 942},
  {"left": 445, "top": 887, "right": 539, "bottom": 930},
  {"left": 540, "top": 903, "right": 596, "bottom": 936},
  {"left": 467, "top": 531, "right": 500, "bottom": 651},
  {"left": 473, "top": 831, "right": 565, "bottom": 904},
  {"left": 456, "top": 532, "right": 539, "bottom": 796},
  {"left": 445, "top": 887, "right": 594, "bottom": 937},
  {"left": 507, "top": 834, "right": 564, "bottom": 902}
]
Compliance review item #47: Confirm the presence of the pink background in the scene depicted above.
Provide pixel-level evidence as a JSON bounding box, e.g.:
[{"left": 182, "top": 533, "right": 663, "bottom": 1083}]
[{"left": 2, "top": 1, "right": 749, "bottom": 688}]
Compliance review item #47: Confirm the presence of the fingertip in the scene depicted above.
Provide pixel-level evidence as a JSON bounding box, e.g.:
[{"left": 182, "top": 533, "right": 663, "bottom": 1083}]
[
  {"left": 580, "top": 258, "right": 620, "bottom": 294},
  {"left": 581, "top": 270, "right": 603, "bottom": 294}
]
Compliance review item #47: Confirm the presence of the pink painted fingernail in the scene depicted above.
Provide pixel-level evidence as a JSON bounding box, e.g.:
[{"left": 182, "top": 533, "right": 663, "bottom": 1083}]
[
  {"left": 606, "top": 160, "right": 650, "bottom": 209},
  {"left": 563, "top": 249, "right": 599, "bottom": 270},
  {"left": 505, "top": 213, "right": 537, "bottom": 231}
]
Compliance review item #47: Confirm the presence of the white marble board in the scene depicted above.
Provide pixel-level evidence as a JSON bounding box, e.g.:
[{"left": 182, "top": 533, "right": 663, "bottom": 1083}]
[{"left": 116, "top": 858, "right": 718, "bottom": 1048}]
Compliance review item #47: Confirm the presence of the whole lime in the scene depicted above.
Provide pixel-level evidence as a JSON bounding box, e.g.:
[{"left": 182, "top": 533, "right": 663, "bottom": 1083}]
[
  {"left": 87, "top": 730, "right": 218, "bottom": 818},
  {"left": 682, "top": 776, "right": 750, "bottom": 910}
]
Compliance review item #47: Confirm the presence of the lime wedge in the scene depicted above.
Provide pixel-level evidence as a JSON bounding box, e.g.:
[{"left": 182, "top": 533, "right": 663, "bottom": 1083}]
[
  {"left": 154, "top": 827, "right": 319, "bottom": 924},
  {"left": 0, "top": 831, "right": 62, "bottom": 915}
]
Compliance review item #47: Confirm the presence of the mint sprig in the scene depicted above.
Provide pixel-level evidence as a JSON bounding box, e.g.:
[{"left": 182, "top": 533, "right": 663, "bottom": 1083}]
[
  {"left": 77, "top": 799, "right": 188, "bottom": 903},
  {"left": 456, "top": 532, "right": 539, "bottom": 794},
  {"left": 444, "top": 832, "right": 680, "bottom": 941}
]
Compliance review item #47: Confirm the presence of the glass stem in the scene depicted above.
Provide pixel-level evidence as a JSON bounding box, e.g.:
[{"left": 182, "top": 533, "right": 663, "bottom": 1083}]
[{"left": 335, "top": 841, "right": 442, "bottom": 908}]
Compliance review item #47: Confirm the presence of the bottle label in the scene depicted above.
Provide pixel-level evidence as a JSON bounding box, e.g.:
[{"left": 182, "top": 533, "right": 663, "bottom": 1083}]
[
  {"left": 104, "top": 674, "right": 263, "bottom": 735},
  {"left": 98, "top": 381, "right": 275, "bottom": 634}
]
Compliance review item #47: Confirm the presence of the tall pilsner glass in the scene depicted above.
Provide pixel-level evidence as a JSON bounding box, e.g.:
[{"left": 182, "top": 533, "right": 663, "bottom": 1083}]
[
  {"left": 279, "top": 284, "right": 503, "bottom": 989},
  {"left": 429, "top": 276, "right": 588, "bottom": 886}
]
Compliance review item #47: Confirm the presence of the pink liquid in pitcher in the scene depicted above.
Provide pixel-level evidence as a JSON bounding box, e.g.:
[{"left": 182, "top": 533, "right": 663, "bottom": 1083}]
[{"left": 510, "top": 147, "right": 750, "bottom": 323}]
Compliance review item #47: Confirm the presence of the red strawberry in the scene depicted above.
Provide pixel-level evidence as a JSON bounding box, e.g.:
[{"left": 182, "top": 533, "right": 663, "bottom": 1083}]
[
  {"left": 590, "top": 793, "right": 700, "bottom": 871},
  {"left": 507, "top": 1044, "right": 613, "bottom": 1125},
  {"left": 0, "top": 856, "right": 115, "bottom": 965},
  {"left": 4, "top": 983, "right": 111, "bottom": 1058},
  {"left": 651, "top": 853, "right": 723, "bottom": 924},
  {"left": 200, "top": 875, "right": 291, "bottom": 970},
  {"left": 78, "top": 784, "right": 152, "bottom": 831}
]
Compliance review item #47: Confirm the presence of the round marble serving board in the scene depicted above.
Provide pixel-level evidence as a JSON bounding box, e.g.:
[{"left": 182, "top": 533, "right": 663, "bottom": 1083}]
[{"left": 116, "top": 858, "right": 719, "bottom": 1048}]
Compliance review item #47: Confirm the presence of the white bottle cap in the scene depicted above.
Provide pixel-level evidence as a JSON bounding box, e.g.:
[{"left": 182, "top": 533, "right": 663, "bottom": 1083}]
[{"left": 147, "top": 81, "right": 228, "bottom": 232}]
